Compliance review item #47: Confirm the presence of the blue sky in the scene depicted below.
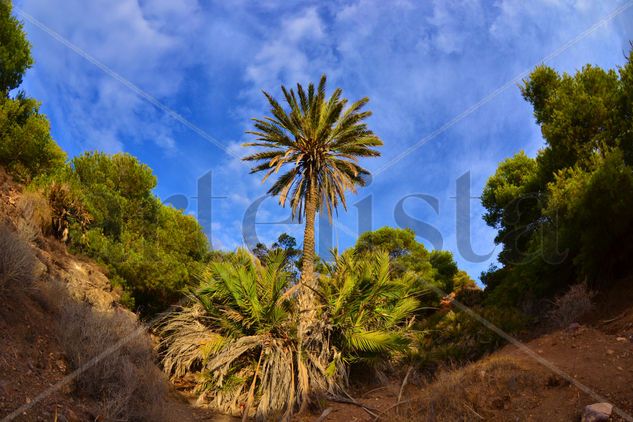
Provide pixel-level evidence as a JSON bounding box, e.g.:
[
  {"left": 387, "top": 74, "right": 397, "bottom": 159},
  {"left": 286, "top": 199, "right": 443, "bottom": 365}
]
[{"left": 15, "top": 0, "right": 633, "bottom": 281}]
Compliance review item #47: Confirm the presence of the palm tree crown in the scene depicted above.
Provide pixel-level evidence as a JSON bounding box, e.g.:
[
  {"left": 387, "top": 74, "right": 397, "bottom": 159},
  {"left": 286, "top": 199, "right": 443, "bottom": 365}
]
[{"left": 243, "top": 74, "right": 383, "bottom": 220}]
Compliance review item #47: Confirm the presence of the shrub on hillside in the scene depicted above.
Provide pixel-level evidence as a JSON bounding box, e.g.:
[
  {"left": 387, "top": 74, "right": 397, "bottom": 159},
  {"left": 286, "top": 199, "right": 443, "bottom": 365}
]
[
  {"left": 32, "top": 153, "right": 209, "bottom": 314},
  {"left": 416, "top": 305, "right": 527, "bottom": 366},
  {"left": 0, "top": 222, "right": 37, "bottom": 290},
  {"left": 547, "top": 282, "right": 595, "bottom": 328},
  {"left": 16, "top": 190, "right": 52, "bottom": 242},
  {"left": 391, "top": 357, "right": 540, "bottom": 421},
  {"left": 0, "top": 95, "right": 66, "bottom": 181}
]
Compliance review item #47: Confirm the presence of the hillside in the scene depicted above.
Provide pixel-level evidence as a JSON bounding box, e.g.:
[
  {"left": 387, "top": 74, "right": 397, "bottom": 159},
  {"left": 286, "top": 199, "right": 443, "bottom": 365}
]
[
  {"left": 295, "top": 280, "right": 633, "bottom": 421},
  {"left": 0, "top": 168, "right": 222, "bottom": 421}
]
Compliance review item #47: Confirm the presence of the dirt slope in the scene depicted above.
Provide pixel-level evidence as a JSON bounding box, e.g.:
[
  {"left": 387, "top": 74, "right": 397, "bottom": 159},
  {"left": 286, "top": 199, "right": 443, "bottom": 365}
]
[
  {"left": 297, "top": 281, "right": 633, "bottom": 422},
  {"left": 0, "top": 169, "right": 224, "bottom": 421}
]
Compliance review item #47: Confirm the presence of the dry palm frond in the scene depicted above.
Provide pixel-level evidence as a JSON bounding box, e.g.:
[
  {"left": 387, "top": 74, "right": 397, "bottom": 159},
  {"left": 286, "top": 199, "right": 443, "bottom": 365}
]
[{"left": 155, "top": 249, "right": 346, "bottom": 420}]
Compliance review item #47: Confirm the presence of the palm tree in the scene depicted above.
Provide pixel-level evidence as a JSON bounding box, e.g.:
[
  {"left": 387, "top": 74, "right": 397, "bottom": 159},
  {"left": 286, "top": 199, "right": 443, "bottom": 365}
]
[
  {"left": 243, "top": 75, "right": 383, "bottom": 323},
  {"left": 155, "top": 249, "right": 420, "bottom": 420},
  {"left": 156, "top": 249, "right": 307, "bottom": 420}
]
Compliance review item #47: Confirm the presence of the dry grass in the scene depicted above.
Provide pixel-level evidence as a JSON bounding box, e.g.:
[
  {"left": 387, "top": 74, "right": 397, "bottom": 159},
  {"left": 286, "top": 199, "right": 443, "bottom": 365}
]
[
  {"left": 548, "top": 282, "right": 596, "bottom": 328},
  {"left": 390, "top": 357, "right": 540, "bottom": 421},
  {"left": 38, "top": 280, "right": 172, "bottom": 421},
  {"left": 16, "top": 190, "right": 52, "bottom": 241},
  {"left": 0, "top": 222, "right": 37, "bottom": 290}
]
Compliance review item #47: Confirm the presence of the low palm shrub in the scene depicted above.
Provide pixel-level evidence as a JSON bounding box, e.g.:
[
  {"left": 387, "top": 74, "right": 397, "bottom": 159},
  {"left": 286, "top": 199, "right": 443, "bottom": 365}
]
[
  {"left": 155, "top": 250, "right": 420, "bottom": 420},
  {"left": 156, "top": 249, "right": 334, "bottom": 420},
  {"left": 320, "top": 251, "right": 421, "bottom": 365}
]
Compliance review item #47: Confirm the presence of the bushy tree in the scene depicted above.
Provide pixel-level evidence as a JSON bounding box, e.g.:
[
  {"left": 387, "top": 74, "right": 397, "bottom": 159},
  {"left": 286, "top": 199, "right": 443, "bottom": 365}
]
[
  {"left": 353, "top": 227, "right": 469, "bottom": 296},
  {"left": 0, "top": 1, "right": 33, "bottom": 95},
  {"left": 0, "top": 95, "right": 66, "bottom": 181},
  {"left": 34, "top": 152, "right": 209, "bottom": 314},
  {"left": 252, "top": 233, "right": 301, "bottom": 278},
  {"left": 482, "top": 48, "right": 633, "bottom": 303}
]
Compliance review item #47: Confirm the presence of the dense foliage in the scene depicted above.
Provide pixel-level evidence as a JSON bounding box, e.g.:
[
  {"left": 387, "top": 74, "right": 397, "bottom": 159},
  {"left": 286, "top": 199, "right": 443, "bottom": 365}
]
[
  {"left": 0, "top": 95, "right": 66, "bottom": 181},
  {"left": 0, "top": 3, "right": 64, "bottom": 182},
  {"left": 352, "top": 227, "right": 475, "bottom": 309},
  {"left": 481, "top": 49, "right": 633, "bottom": 304}
]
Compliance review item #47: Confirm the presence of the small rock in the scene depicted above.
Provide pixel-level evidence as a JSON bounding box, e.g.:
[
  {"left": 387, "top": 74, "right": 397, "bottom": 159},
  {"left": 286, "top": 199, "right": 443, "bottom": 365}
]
[
  {"left": 582, "top": 403, "right": 613, "bottom": 422},
  {"left": 606, "top": 349, "right": 615, "bottom": 355},
  {"left": 616, "top": 337, "right": 627, "bottom": 342}
]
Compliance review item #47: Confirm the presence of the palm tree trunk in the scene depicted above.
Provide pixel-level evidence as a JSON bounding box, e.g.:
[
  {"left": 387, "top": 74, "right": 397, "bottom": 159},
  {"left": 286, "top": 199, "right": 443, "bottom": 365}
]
[{"left": 299, "top": 182, "right": 317, "bottom": 330}]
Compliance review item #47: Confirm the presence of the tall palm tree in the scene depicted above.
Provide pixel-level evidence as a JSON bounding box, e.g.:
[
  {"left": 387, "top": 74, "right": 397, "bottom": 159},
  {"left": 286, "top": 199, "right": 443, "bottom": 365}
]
[{"left": 243, "top": 75, "right": 383, "bottom": 323}]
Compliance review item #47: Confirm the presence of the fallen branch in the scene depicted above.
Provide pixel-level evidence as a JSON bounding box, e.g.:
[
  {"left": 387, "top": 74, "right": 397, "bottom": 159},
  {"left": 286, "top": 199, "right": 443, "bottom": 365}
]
[
  {"left": 360, "top": 386, "right": 388, "bottom": 398},
  {"left": 601, "top": 314, "right": 625, "bottom": 324},
  {"left": 463, "top": 402, "right": 484, "bottom": 420},
  {"left": 315, "top": 407, "right": 333, "bottom": 422},
  {"left": 372, "top": 399, "right": 412, "bottom": 421},
  {"left": 330, "top": 393, "right": 379, "bottom": 419},
  {"left": 397, "top": 366, "right": 413, "bottom": 403}
]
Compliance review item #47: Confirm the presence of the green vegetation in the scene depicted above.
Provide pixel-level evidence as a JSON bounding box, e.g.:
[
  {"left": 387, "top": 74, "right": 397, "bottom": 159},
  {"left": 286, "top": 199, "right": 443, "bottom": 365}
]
[
  {"left": 0, "top": 1, "right": 32, "bottom": 95},
  {"left": 31, "top": 152, "right": 210, "bottom": 314},
  {"left": 157, "top": 249, "right": 421, "bottom": 420},
  {"left": 3, "top": 2, "right": 633, "bottom": 419},
  {"left": 481, "top": 50, "right": 633, "bottom": 305},
  {"left": 0, "top": 3, "right": 63, "bottom": 182},
  {"left": 0, "top": 93, "right": 66, "bottom": 182}
]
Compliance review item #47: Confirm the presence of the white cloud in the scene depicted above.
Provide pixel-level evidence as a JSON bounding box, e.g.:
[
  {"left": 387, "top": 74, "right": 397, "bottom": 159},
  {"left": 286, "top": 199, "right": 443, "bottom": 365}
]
[
  {"left": 20, "top": 0, "right": 202, "bottom": 153},
  {"left": 243, "top": 7, "right": 334, "bottom": 103}
]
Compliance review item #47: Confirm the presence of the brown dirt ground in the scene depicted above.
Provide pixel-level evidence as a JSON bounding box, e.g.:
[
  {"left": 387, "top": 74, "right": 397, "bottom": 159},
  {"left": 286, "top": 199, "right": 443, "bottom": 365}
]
[{"left": 293, "top": 279, "right": 633, "bottom": 422}]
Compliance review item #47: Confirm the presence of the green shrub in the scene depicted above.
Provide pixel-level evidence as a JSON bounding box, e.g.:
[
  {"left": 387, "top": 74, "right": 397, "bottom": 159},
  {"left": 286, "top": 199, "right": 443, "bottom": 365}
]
[
  {"left": 31, "top": 152, "right": 210, "bottom": 314},
  {"left": 416, "top": 305, "right": 527, "bottom": 366},
  {"left": 321, "top": 250, "right": 422, "bottom": 365},
  {"left": 156, "top": 250, "right": 322, "bottom": 420},
  {"left": 0, "top": 96, "right": 66, "bottom": 181}
]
